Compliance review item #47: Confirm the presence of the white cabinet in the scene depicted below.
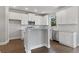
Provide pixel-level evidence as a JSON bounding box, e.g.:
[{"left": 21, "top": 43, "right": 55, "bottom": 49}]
[
  {"left": 66, "top": 7, "right": 78, "bottom": 24},
  {"left": 39, "top": 16, "right": 43, "bottom": 25},
  {"left": 56, "top": 11, "right": 62, "bottom": 24},
  {"left": 28, "top": 13, "right": 43, "bottom": 25},
  {"left": 56, "top": 31, "right": 59, "bottom": 41},
  {"left": 40, "top": 15, "right": 48, "bottom": 25},
  {"left": 24, "top": 28, "right": 49, "bottom": 52},
  {"left": 21, "top": 14, "right": 28, "bottom": 25},
  {"left": 9, "top": 12, "right": 28, "bottom": 25},
  {"left": 59, "top": 32, "right": 77, "bottom": 48},
  {"left": 56, "top": 9, "right": 67, "bottom": 24},
  {"left": 35, "top": 15, "right": 41, "bottom": 25},
  {"left": 40, "top": 16, "right": 44, "bottom": 25},
  {"left": 42, "top": 15, "right": 48, "bottom": 25},
  {"left": 9, "top": 12, "right": 22, "bottom": 20},
  {"left": 56, "top": 7, "right": 78, "bottom": 24},
  {"left": 28, "top": 13, "right": 35, "bottom": 21},
  {"left": 34, "top": 15, "right": 38, "bottom": 25},
  {"left": 9, "top": 12, "right": 48, "bottom": 25},
  {"left": 52, "top": 30, "right": 59, "bottom": 41},
  {"left": 44, "top": 15, "right": 48, "bottom": 25}
]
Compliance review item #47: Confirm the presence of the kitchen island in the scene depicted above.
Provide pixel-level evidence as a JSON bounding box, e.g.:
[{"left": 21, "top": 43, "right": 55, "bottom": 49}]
[{"left": 24, "top": 25, "right": 50, "bottom": 53}]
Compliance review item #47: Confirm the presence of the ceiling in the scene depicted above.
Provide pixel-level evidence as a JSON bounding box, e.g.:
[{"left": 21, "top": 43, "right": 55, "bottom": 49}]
[{"left": 9, "top": 6, "right": 69, "bottom": 14}]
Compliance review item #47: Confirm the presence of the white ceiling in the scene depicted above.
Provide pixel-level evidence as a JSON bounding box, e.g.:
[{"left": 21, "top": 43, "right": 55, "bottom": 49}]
[{"left": 9, "top": 6, "right": 68, "bottom": 14}]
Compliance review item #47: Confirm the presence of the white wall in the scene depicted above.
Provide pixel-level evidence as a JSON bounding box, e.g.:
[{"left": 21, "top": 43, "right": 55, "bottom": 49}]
[
  {"left": 77, "top": 7, "right": 79, "bottom": 46},
  {"left": 0, "top": 7, "right": 9, "bottom": 42}
]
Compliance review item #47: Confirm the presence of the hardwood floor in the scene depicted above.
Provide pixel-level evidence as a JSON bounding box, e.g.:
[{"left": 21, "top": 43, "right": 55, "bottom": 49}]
[
  {"left": 0, "top": 39, "right": 79, "bottom": 53},
  {"left": 32, "top": 40, "right": 79, "bottom": 53},
  {"left": 0, "top": 39, "right": 25, "bottom": 53}
]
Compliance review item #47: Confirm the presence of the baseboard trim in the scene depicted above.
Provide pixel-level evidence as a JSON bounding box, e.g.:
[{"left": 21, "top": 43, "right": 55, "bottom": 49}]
[
  {"left": 59, "top": 42, "right": 77, "bottom": 48},
  {"left": 31, "top": 44, "right": 44, "bottom": 50},
  {"left": 9, "top": 37, "right": 21, "bottom": 40},
  {"left": 30, "top": 43, "right": 46, "bottom": 50},
  {"left": 24, "top": 43, "right": 49, "bottom": 53},
  {"left": 0, "top": 40, "right": 9, "bottom": 45}
]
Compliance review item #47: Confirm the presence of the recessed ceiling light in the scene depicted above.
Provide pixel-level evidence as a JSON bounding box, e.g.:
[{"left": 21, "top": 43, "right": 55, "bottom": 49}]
[{"left": 25, "top": 8, "right": 28, "bottom": 10}]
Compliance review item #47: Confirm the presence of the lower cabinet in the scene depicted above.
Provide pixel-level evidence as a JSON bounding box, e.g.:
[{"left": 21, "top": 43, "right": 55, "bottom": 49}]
[
  {"left": 56, "top": 31, "right": 59, "bottom": 41},
  {"left": 21, "top": 30, "right": 24, "bottom": 39},
  {"left": 52, "top": 30, "right": 59, "bottom": 41},
  {"left": 59, "top": 32, "right": 77, "bottom": 48}
]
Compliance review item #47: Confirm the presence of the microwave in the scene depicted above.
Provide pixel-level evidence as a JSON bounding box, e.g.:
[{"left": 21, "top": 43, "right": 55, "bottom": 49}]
[{"left": 28, "top": 21, "right": 35, "bottom": 25}]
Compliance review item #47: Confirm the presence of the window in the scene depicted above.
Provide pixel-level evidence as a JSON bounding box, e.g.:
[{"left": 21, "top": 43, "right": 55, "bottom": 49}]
[
  {"left": 51, "top": 16, "right": 56, "bottom": 26},
  {"left": 49, "top": 16, "right": 56, "bottom": 26}
]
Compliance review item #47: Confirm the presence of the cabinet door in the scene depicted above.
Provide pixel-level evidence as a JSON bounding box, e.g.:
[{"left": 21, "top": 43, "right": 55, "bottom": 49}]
[
  {"left": 24, "top": 14, "right": 28, "bottom": 25},
  {"left": 28, "top": 13, "right": 35, "bottom": 21},
  {"left": 9, "top": 12, "right": 16, "bottom": 19},
  {"left": 38, "top": 16, "right": 41, "bottom": 25},
  {"left": 34, "top": 15, "right": 40, "bottom": 25},
  {"left": 35, "top": 15, "right": 38, "bottom": 25},
  {"left": 66, "top": 7, "right": 78, "bottom": 24},
  {"left": 56, "top": 31, "right": 59, "bottom": 41},
  {"left": 9, "top": 12, "right": 22, "bottom": 20},
  {"left": 21, "top": 14, "right": 28, "bottom": 25},
  {"left": 56, "top": 11, "right": 62, "bottom": 24},
  {"left": 41, "top": 15, "right": 48, "bottom": 25},
  {"left": 32, "top": 14, "right": 36, "bottom": 21},
  {"left": 40, "top": 16, "right": 45, "bottom": 25},
  {"left": 61, "top": 10, "right": 66, "bottom": 24},
  {"left": 57, "top": 10, "right": 67, "bottom": 24},
  {"left": 56, "top": 7, "right": 78, "bottom": 24},
  {"left": 59, "top": 32, "right": 73, "bottom": 47},
  {"left": 28, "top": 13, "right": 31, "bottom": 21},
  {"left": 44, "top": 15, "right": 49, "bottom": 25}
]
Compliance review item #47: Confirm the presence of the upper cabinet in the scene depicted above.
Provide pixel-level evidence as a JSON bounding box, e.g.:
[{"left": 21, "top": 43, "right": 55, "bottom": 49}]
[
  {"left": 9, "top": 12, "right": 22, "bottom": 20},
  {"left": 28, "top": 13, "right": 35, "bottom": 21},
  {"left": 9, "top": 12, "right": 49, "bottom": 25},
  {"left": 21, "top": 14, "right": 28, "bottom": 25},
  {"left": 9, "top": 12, "right": 28, "bottom": 25},
  {"left": 41, "top": 15, "right": 48, "bottom": 25},
  {"left": 34, "top": 15, "right": 40, "bottom": 25},
  {"left": 28, "top": 13, "right": 49, "bottom": 25},
  {"left": 56, "top": 7, "right": 78, "bottom": 24}
]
